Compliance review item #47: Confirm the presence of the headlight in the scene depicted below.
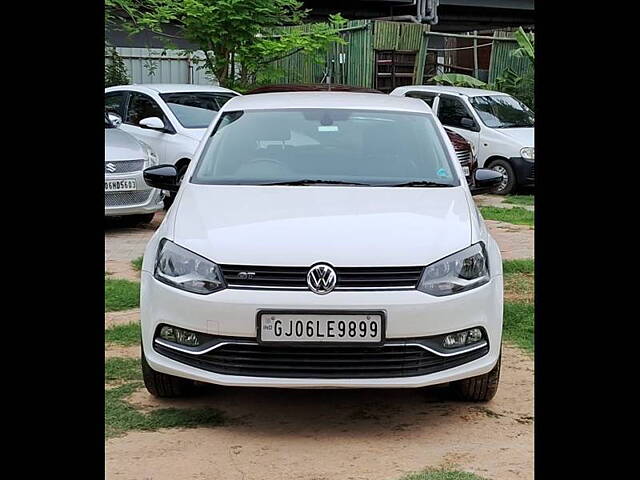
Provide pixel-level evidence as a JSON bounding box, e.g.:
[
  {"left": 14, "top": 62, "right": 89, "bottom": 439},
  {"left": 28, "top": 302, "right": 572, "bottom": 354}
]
[
  {"left": 520, "top": 147, "right": 535, "bottom": 160},
  {"left": 154, "top": 239, "right": 226, "bottom": 294},
  {"left": 417, "top": 243, "right": 490, "bottom": 296},
  {"left": 140, "top": 141, "right": 159, "bottom": 168}
]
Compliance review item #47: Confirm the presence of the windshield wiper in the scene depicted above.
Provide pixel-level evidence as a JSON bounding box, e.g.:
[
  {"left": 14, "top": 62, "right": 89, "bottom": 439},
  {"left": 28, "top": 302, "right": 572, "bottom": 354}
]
[
  {"left": 378, "top": 181, "right": 454, "bottom": 188},
  {"left": 259, "top": 179, "right": 372, "bottom": 186}
]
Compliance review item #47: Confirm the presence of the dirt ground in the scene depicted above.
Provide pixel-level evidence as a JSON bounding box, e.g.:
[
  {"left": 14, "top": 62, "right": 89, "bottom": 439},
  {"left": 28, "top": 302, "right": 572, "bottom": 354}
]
[{"left": 105, "top": 345, "right": 532, "bottom": 480}]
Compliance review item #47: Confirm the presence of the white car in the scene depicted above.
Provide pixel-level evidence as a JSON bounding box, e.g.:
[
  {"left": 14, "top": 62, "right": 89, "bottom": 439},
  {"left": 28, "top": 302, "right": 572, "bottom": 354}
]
[
  {"left": 104, "top": 113, "right": 163, "bottom": 222},
  {"left": 139, "top": 92, "right": 505, "bottom": 401},
  {"left": 390, "top": 85, "right": 534, "bottom": 194},
  {"left": 105, "top": 84, "right": 240, "bottom": 206}
]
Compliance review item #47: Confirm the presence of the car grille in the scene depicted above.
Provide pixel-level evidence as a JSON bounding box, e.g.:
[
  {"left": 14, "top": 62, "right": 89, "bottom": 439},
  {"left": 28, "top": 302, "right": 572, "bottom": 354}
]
[
  {"left": 219, "top": 265, "right": 424, "bottom": 290},
  {"left": 455, "top": 150, "right": 471, "bottom": 166},
  {"left": 154, "top": 342, "right": 489, "bottom": 379},
  {"left": 105, "top": 160, "right": 145, "bottom": 174},
  {"left": 528, "top": 164, "right": 535, "bottom": 180},
  {"left": 105, "top": 190, "right": 152, "bottom": 207}
]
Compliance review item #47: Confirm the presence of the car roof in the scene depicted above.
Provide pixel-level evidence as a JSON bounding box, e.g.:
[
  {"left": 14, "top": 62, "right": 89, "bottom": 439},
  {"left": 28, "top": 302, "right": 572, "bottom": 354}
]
[
  {"left": 220, "top": 92, "right": 430, "bottom": 113},
  {"left": 106, "top": 83, "right": 239, "bottom": 95},
  {"left": 391, "top": 85, "right": 508, "bottom": 98}
]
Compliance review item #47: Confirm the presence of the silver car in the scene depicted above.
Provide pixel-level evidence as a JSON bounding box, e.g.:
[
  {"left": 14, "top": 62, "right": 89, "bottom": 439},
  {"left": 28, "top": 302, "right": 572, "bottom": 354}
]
[{"left": 105, "top": 113, "right": 163, "bottom": 222}]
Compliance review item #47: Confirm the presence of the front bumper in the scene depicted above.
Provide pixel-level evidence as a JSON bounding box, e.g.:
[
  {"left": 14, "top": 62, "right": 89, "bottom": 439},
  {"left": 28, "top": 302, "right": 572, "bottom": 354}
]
[
  {"left": 141, "top": 271, "right": 503, "bottom": 388},
  {"left": 510, "top": 156, "right": 535, "bottom": 187},
  {"left": 104, "top": 171, "right": 164, "bottom": 217}
]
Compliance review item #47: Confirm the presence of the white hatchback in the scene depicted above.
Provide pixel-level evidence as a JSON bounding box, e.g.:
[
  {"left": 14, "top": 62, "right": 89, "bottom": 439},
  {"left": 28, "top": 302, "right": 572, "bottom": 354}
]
[
  {"left": 390, "top": 85, "right": 534, "bottom": 194},
  {"left": 105, "top": 84, "right": 240, "bottom": 205},
  {"left": 139, "top": 92, "right": 505, "bottom": 402}
]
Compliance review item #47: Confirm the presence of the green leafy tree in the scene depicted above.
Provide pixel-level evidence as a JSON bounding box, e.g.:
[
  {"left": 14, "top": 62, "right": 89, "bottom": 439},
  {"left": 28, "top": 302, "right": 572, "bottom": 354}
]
[
  {"left": 117, "top": 0, "right": 345, "bottom": 89},
  {"left": 105, "top": 47, "right": 131, "bottom": 87}
]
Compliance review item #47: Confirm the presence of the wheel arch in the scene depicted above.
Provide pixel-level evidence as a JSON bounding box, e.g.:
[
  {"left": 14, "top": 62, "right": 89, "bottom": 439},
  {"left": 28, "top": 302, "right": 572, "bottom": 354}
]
[{"left": 483, "top": 155, "right": 511, "bottom": 168}]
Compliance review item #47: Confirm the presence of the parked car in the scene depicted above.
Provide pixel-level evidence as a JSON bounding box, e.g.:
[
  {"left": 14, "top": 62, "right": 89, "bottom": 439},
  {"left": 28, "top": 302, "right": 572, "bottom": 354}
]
[
  {"left": 444, "top": 127, "right": 477, "bottom": 185},
  {"left": 246, "top": 84, "right": 478, "bottom": 184},
  {"left": 390, "top": 85, "right": 534, "bottom": 194},
  {"left": 105, "top": 84, "right": 240, "bottom": 207},
  {"left": 104, "top": 113, "right": 163, "bottom": 223},
  {"left": 139, "top": 92, "right": 505, "bottom": 402}
]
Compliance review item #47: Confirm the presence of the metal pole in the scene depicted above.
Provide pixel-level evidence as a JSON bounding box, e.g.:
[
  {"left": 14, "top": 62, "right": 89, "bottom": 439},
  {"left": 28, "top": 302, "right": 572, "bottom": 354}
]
[{"left": 473, "top": 30, "right": 478, "bottom": 78}]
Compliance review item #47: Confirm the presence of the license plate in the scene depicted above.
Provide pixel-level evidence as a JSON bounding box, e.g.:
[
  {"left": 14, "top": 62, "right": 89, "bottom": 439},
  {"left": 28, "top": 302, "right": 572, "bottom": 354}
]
[
  {"left": 259, "top": 312, "right": 384, "bottom": 344},
  {"left": 463, "top": 166, "right": 470, "bottom": 176},
  {"left": 105, "top": 179, "right": 136, "bottom": 192}
]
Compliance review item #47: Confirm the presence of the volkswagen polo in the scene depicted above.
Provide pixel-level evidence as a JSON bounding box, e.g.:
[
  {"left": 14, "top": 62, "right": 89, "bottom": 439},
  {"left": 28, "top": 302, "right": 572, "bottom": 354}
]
[{"left": 139, "top": 92, "right": 505, "bottom": 402}]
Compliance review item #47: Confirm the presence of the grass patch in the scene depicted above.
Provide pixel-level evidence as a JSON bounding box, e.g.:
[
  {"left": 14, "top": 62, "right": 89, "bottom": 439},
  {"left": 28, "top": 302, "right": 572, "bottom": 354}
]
[
  {"left": 503, "top": 302, "right": 534, "bottom": 353},
  {"left": 479, "top": 206, "right": 534, "bottom": 226},
  {"left": 105, "top": 357, "right": 142, "bottom": 382},
  {"left": 105, "top": 323, "right": 141, "bottom": 347},
  {"left": 131, "top": 256, "right": 143, "bottom": 271},
  {"left": 105, "top": 382, "right": 227, "bottom": 439},
  {"left": 502, "top": 259, "right": 534, "bottom": 274},
  {"left": 504, "top": 195, "right": 534, "bottom": 206},
  {"left": 105, "top": 278, "right": 140, "bottom": 312},
  {"left": 399, "top": 469, "right": 490, "bottom": 480}
]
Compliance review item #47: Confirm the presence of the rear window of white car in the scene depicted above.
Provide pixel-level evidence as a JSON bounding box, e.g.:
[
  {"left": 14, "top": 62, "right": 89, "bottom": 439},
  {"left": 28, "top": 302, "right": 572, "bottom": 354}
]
[{"left": 192, "top": 108, "right": 460, "bottom": 187}]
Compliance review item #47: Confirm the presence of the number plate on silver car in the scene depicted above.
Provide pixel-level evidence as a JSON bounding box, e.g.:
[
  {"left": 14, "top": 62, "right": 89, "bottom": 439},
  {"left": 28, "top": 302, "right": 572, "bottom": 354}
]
[
  {"left": 105, "top": 179, "right": 136, "bottom": 192},
  {"left": 259, "top": 312, "right": 384, "bottom": 344}
]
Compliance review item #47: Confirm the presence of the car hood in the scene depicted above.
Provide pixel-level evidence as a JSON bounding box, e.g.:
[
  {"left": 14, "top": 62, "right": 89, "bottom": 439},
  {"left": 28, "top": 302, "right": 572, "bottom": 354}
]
[
  {"left": 105, "top": 128, "right": 144, "bottom": 161},
  {"left": 172, "top": 185, "right": 473, "bottom": 266},
  {"left": 495, "top": 127, "right": 534, "bottom": 148}
]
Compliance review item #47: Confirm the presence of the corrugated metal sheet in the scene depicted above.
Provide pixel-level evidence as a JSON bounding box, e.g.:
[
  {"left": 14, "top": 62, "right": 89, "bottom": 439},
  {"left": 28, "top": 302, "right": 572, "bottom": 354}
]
[
  {"left": 488, "top": 37, "right": 533, "bottom": 84},
  {"left": 105, "top": 47, "right": 217, "bottom": 85}
]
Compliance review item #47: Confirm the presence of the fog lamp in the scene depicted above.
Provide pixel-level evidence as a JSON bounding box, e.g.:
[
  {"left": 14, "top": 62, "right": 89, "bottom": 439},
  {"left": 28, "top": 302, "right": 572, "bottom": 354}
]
[
  {"left": 159, "top": 325, "right": 201, "bottom": 347},
  {"left": 443, "top": 328, "right": 484, "bottom": 349},
  {"left": 443, "top": 331, "right": 468, "bottom": 348}
]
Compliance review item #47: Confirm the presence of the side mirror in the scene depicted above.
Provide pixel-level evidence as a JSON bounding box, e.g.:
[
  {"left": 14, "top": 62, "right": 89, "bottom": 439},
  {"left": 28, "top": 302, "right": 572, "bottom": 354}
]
[
  {"left": 143, "top": 164, "right": 180, "bottom": 192},
  {"left": 470, "top": 168, "right": 504, "bottom": 196},
  {"left": 460, "top": 117, "right": 479, "bottom": 131},
  {"left": 107, "top": 112, "right": 122, "bottom": 127},
  {"left": 139, "top": 116, "right": 166, "bottom": 131}
]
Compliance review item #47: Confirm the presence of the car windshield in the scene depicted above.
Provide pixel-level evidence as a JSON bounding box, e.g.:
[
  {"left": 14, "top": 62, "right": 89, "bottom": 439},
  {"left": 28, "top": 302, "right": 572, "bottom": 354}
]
[
  {"left": 160, "top": 92, "right": 234, "bottom": 128},
  {"left": 191, "top": 108, "right": 460, "bottom": 187},
  {"left": 469, "top": 95, "right": 534, "bottom": 128}
]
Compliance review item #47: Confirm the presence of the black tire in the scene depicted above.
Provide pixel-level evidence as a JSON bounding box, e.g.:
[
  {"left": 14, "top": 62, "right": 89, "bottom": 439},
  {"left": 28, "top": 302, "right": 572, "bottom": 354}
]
[
  {"left": 141, "top": 349, "right": 195, "bottom": 398},
  {"left": 451, "top": 354, "right": 501, "bottom": 402},
  {"left": 487, "top": 159, "right": 516, "bottom": 195},
  {"left": 163, "top": 163, "right": 189, "bottom": 210}
]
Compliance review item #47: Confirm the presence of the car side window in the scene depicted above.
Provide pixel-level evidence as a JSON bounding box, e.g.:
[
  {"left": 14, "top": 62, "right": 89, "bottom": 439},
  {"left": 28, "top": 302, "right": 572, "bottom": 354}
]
[
  {"left": 105, "top": 92, "right": 126, "bottom": 117},
  {"left": 125, "top": 92, "right": 165, "bottom": 126},
  {"left": 213, "top": 94, "right": 236, "bottom": 108},
  {"left": 405, "top": 91, "right": 437, "bottom": 108},
  {"left": 437, "top": 96, "right": 476, "bottom": 130}
]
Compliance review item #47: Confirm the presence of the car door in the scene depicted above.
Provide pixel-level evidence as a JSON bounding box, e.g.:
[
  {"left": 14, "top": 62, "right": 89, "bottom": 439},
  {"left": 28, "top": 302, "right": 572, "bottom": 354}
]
[
  {"left": 434, "top": 95, "right": 481, "bottom": 152},
  {"left": 119, "top": 91, "right": 169, "bottom": 162}
]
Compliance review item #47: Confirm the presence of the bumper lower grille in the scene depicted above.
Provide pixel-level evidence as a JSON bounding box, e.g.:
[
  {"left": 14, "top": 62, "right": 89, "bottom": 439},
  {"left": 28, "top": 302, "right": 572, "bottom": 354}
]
[
  {"left": 154, "top": 342, "right": 489, "bottom": 379},
  {"left": 105, "top": 190, "right": 152, "bottom": 207},
  {"left": 219, "top": 265, "right": 424, "bottom": 290},
  {"left": 105, "top": 159, "right": 144, "bottom": 174}
]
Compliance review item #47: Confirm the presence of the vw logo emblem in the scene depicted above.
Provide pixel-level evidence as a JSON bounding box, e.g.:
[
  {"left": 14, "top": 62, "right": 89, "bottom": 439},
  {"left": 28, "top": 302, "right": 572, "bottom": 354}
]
[
  {"left": 105, "top": 163, "right": 117, "bottom": 173},
  {"left": 307, "top": 263, "right": 337, "bottom": 295}
]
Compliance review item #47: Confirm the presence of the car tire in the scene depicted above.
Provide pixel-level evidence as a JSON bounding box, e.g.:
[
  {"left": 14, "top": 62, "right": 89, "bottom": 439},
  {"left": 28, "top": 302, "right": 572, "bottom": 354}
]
[
  {"left": 488, "top": 159, "right": 516, "bottom": 195},
  {"left": 451, "top": 353, "right": 501, "bottom": 402},
  {"left": 141, "top": 349, "right": 195, "bottom": 398},
  {"left": 163, "top": 164, "right": 189, "bottom": 210}
]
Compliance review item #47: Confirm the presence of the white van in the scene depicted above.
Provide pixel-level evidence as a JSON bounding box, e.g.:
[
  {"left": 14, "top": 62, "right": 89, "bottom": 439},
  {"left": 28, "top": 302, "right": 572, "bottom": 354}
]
[{"left": 390, "top": 86, "right": 534, "bottom": 194}]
